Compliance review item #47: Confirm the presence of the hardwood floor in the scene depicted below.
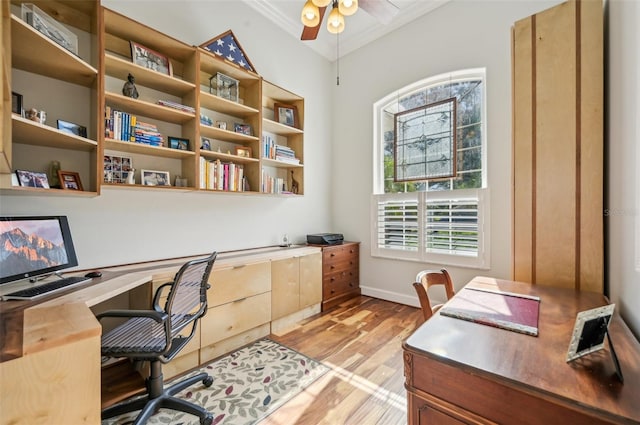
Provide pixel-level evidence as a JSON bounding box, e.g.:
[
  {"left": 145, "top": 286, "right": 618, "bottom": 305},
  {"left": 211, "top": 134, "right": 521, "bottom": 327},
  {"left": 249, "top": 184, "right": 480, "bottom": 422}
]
[{"left": 265, "top": 296, "right": 423, "bottom": 425}]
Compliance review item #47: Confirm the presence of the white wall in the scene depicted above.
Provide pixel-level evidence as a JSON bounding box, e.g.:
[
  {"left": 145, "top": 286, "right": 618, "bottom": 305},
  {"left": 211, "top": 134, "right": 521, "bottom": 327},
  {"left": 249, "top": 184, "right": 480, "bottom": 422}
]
[
  {"left": 331, "top": 0, "right": 562, "bottom": 306},
  {"left": 606, "top": 0, "right": 640, "bottom": 337},
  {"left": 1, "top": 1, "right": 335, "bottom": 268}
]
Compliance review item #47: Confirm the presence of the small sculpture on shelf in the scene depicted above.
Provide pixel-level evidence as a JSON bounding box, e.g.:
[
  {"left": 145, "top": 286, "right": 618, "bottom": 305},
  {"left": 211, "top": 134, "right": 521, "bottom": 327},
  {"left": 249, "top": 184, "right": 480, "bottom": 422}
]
[
  {"left": 290, "top": 170, "right": 299, "bottom": 195},
  {"left": 122, "top": 73, "right": 139, "bottom": 99},
  {"left": 126, "top": 169, "right": 136, "bottom": 185}
]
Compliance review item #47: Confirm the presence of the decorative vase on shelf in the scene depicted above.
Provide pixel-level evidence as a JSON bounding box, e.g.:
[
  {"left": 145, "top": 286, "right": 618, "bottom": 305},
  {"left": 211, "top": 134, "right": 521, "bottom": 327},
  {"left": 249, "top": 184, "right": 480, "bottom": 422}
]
[
  {"left": 126, "top": 169, "right": 135, "bottom": 184},
  {"left": 48, "top": 160, "right": 61, "bottom": 188}
]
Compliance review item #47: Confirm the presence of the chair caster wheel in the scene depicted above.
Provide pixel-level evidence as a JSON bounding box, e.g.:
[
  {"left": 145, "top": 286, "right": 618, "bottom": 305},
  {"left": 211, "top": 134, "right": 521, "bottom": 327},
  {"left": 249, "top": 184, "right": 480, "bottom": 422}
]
[
  {"left": 203, "top": 375, "right": 213, "bottom": 387},
  {"left": 201, "top": 414, "right": 214, "bottom": 425}
]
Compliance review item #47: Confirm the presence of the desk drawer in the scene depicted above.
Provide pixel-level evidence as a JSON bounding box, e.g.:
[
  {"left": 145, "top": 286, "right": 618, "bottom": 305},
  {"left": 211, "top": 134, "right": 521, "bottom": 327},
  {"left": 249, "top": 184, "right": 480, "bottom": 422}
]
[
  {"left": 207, "top": 261, "right": 271, "bottom": 307},
  {"left": 408, "top": 353, "right": 610, "bottom": 425},
  {"left": 201, "top": 292, "right": 271, "bottom": 346}
]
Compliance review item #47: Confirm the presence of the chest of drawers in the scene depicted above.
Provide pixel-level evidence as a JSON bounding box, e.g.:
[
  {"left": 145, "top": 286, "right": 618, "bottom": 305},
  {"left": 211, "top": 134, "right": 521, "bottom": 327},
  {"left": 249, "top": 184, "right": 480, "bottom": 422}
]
[{"left": 315, "top": 242, "right": 360, "bottom": 311}]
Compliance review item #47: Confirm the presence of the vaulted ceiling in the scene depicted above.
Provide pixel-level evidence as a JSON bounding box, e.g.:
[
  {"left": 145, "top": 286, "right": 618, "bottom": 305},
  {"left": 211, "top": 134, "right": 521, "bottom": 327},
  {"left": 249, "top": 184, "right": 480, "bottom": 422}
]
[{"left": 240, "top": 0, "right": 450, "bottom": 61}]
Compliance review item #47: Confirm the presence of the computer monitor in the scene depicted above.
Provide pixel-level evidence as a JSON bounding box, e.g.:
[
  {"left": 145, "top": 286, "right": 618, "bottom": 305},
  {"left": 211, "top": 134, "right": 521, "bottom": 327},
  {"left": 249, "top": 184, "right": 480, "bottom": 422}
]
[{"left": 0, "top": 216, "right": 79, "bottom": 285}]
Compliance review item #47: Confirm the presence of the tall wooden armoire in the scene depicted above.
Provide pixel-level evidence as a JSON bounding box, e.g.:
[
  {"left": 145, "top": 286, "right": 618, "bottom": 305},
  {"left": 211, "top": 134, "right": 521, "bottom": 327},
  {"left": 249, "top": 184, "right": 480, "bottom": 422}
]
[{"left": 512, "top": 0, "right": 603, "bottom": 292}]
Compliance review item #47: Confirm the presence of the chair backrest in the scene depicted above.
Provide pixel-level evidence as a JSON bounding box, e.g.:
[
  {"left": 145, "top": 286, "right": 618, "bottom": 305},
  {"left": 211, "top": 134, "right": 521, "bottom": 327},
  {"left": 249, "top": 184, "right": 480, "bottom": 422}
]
[
  {"left": 164, "top": 252, "right": 217, "bottom": 335},
  {"left": 412, "top": 268, "right": 455, "bottom": 321}
]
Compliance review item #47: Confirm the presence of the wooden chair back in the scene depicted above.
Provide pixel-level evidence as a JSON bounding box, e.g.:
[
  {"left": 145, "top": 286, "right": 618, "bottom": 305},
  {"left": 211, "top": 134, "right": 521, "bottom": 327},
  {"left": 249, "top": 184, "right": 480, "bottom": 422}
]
[{"left": 412, "top": 268, "right": 455, "bottom": 321}]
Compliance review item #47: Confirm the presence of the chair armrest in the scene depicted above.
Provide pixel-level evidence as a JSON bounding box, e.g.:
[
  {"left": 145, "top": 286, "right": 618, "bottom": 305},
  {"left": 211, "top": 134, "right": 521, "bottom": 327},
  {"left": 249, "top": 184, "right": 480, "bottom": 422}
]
[
  {"left": 96, "top": 309, "right": 168, "bottom": 323},
  {"left": 152, "top": 282, "right": 174, "bottom": 312}
]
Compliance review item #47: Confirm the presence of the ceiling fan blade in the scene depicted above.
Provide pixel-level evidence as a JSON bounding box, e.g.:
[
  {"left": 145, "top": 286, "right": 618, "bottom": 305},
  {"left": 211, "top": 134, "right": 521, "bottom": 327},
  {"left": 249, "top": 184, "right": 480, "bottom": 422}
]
[
  {"left": 359, "top": 0, "right": 400, "bottom": 25},
  {"left": 301, "top": 6, "right": 327, "bottom": 41}
]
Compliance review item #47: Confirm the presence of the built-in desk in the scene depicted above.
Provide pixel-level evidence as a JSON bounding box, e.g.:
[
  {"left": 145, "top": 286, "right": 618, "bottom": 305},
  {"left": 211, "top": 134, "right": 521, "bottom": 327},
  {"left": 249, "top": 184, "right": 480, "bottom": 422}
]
[
  {"left": 403, "top": 276, "right": 640, "bottom": 425},
  {"left": 0, "top": 245, "right": 321, "bottom": 425}
]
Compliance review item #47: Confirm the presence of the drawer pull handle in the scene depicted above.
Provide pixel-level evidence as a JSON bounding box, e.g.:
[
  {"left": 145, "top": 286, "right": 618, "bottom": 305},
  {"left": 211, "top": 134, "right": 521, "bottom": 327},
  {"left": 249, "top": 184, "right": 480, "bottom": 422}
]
[
  {"left": 330, "top": 253, "right": 336, "bottom": 257},
  {"left": 233, "top": 264, "right": 247, "bottom": 269},
  {"left": 330, "top": 277, "right": 335, "bottom": 282}
]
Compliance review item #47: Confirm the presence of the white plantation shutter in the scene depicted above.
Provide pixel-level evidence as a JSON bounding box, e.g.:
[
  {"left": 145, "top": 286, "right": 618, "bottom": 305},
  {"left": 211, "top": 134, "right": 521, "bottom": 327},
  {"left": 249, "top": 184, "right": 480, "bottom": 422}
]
[
  {"left": 372, "top": 189, "right": 488, "bottom": 267},
  {"left": 425, "top": 197, "right": 479, "bottom": 256},
  {"left": 375, "top": 194, "right": 419, "bottom": 252}
]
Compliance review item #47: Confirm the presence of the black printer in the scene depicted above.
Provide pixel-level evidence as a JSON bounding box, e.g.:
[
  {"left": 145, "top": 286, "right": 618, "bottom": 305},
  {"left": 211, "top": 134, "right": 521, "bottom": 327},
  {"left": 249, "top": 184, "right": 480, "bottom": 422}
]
[{"left": 306, "top": 233, "right": 344, "bottom": 245}]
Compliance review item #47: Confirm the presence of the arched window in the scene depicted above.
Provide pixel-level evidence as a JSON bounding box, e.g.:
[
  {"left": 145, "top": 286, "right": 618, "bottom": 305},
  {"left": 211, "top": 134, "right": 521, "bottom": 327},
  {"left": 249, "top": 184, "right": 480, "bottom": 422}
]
[{"left": 372, "top": 68, "right": 489, "bottom": 268}]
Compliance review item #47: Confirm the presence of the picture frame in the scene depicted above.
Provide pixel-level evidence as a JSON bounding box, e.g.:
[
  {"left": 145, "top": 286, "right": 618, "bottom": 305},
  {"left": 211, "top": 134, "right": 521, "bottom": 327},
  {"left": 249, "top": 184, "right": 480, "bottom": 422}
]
[
  {"left": 141, "top": 169, "right": 171, "bottom": 186},
  {"left": 234, "top": 123, "right": 252, "bottom": 136},
  {"left": 130, "top": 41, "right": 172, "bottom": 76},
  {"left": 103, "top": 155, "right": 133, "bottom": 184},
  {"left": 57, "top": 170, "right": 83, "bottom": 191},
  {"left": 21, "top": 3, "right": 78, "bottom": 55},
  {"left": 274, "top": 103, "right": 298, "bottom": 128},
  {"left": 209, "top": 72, "right": 239, "bottom": 102},
  {"left": 57, "top": 119, "right": 87, "bottom": 138},
  {"left": 215, "top": 121, "right": 227, "bottom": 130},
  {"left": 168, "top": 136, "right": 189, "bottom": 151},
  {"left": 11, "top": 92, "right": 23, "bottom": 116},
  {"left": 566, "top": 304, "right": 615, "bottom": 362},
  {"left": 201, "top": 137, "right": 211, "bottom": 151},
  {"left": 15, "top": 170, "right": 50, "bottom": 188},
  {"left": 235, "top": 146, "right": 252, "bottom": 158}
]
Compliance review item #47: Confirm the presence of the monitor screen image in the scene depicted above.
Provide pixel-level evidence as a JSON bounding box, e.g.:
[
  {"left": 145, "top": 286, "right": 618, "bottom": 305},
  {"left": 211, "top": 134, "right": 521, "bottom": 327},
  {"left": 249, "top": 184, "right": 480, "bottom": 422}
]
[{"left": 0, "top": 216, "right": 79, "bottom": 285}]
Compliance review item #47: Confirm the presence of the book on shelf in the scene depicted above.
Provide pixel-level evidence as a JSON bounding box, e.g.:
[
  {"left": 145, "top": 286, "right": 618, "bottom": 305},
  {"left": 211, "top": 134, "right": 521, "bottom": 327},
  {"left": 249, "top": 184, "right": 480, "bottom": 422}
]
[
  {"left": 157, "top": 100, "right": 195, "bottom": 114},
  {"left": 199, "top": 157, "right": 245, "bottom": 192},
  {"left": 105, "top": 107, "right": 165, "bottom": 146}
]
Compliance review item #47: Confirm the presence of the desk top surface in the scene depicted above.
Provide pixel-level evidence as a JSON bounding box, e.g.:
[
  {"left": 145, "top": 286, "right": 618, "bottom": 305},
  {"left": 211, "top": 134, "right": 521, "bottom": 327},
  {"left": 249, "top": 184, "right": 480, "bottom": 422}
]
[
  {"left": 403, "top": 276, "right": 640, "bottom": 424},
  {"left": 0, "top": 245, "right": 321, "bottom": 362}
]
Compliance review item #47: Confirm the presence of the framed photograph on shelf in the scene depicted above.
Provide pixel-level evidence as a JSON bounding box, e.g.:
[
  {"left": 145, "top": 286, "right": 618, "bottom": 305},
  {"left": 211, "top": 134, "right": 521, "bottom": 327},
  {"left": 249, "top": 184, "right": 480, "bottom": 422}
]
[
  {"left": 209, "top": 72, "right": 239, "bottom": 102},
  {"left": 11, "top": 92, "right": 23, "bottom": 116},
  {"left": 103, "top": 155, "right": 133, "bottom": 184},
  {"left": 57, "top": 119, "right": 87, "bottom": 138},
  {"left": 130, "top": 41, "right": 172, "bottom": 76},
  {"left": 201, "top": 138, "right": 211, "bottom": 151},
  {"left": 168, "top": 136, "right": 189, "bottom": 151},
  {"left": 57, "top": 170, "right": 83, "bottom": 191},
  {"left": 234, "top": 123, "right": 252, "bottom": 136},
  {"left": 15, "top": 170, "right": 49, "bottom": 188},
  {"left": 235, "top": 146, "right": 252, "bottom": 158},
  {"left": 215, "top": 121, "right": 227, "bottom": 130},
  {"left": 274, "top": 103, "right": 298, "bottom": 128},
  {"left": 141, "top": 169, "right": 170, "bottom": 186}
]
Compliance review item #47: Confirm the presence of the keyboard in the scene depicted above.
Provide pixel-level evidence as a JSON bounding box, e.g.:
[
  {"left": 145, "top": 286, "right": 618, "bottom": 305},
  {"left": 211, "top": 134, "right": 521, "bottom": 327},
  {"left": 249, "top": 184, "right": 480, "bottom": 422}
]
[{"left": 2, "top": 275, "right": 92, "bottom": 301}]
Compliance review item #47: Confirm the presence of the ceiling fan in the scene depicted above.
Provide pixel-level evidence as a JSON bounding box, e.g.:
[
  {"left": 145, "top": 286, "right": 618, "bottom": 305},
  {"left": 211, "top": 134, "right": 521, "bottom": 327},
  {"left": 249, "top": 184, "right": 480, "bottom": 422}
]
[{"left": 300, "top": 0, "right": 400, "bottom": 41}]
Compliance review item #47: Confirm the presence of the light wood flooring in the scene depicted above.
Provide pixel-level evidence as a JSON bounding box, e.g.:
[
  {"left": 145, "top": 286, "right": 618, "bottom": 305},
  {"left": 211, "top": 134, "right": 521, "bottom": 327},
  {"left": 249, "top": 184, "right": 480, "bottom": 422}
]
[{"left": 265, "top": 295, "right": 423, "bottom": 425}]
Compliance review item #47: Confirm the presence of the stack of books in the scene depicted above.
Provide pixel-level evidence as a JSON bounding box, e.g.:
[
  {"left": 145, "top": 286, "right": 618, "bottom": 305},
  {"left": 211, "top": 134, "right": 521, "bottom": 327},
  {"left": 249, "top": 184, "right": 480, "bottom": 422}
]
[
  {"left": 157, "top": 100, "right": 195, "bottom": 114},
  {"left": 132, "top": 121, "right": 163, "bottom": 146},
  {"left": 274, "top": 145, "right": 299, "bottom": 164}
]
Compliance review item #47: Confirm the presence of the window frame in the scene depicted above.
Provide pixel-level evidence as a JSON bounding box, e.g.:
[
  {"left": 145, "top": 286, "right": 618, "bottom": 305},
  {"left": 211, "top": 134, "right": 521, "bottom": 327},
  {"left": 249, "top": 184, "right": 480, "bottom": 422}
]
[{"left": 372, "top": 68, "right": 489, "bottom": 269}]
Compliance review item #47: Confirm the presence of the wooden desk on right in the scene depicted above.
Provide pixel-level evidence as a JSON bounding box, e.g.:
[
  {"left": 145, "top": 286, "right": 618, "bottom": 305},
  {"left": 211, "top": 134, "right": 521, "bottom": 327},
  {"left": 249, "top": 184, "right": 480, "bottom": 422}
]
[{"left": 402, "top": 276, "right": 640, "bottom": 425}]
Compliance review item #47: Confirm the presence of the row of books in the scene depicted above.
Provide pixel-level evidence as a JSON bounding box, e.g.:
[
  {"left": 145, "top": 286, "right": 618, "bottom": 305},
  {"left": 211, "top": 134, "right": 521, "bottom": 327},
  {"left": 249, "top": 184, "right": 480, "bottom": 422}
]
[
  {"left": 199, "top": 157, "right": 245, "bottom": 192},
  {"left": 261, "top": 169, "right": 290, "bottom": 194},
  {"left": 105, "top": 107, "right": 164, "bottom": 146},
  {"left": 262, "top": 134, "right": 300, "bottom": 164}
]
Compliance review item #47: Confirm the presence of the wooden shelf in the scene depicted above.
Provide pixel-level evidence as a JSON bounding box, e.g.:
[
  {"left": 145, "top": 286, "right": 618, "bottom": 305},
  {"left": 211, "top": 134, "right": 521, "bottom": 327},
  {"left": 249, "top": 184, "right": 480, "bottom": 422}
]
[
  {"left": 105, "top": 92, "right": 195, "bottom": 124},
  {"left": 261, "top": 158, "right": 303, "bottom": 169},
  {"left": 0, "top": 185, "right": 98, "bottom": 197},
  {"left": 104, "top": 138, "right": 196, "bottom": 159},
  {"left": 200, "top": 124, "right": 259, "bottom": 143},
  {"left": 100, "top": 182, "right": 194, "bottom": 192},
  {"left": 12, "top": 115, "right": 98, "bottom": 150},
  {"left": 200, "top": 149, "right": 259, "bottom": 165},
  {"left": 105, "top": 54, "right": 195, "bottom": 97},
  {"left": 11, "top": 15, "right": 97, "bottom": 87},
  {"left": 262, "top": 118, "right": 303, "bottom": 136},
  {"left": 199, "top": 91, "right": 259, "bottom": 118}
]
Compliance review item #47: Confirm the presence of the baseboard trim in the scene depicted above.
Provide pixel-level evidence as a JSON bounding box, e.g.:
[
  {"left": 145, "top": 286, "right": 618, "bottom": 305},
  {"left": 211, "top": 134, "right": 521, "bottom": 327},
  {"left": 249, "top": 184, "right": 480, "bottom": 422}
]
[{"left": 360, "top": 285, "right": 420, "bottom": 308}]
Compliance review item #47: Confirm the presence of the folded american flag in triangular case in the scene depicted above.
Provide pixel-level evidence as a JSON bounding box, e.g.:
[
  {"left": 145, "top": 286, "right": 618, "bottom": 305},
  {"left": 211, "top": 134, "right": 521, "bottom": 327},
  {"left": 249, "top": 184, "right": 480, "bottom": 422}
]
[{"left": 199, "top": 30, "right": 256, "bottom": 73}]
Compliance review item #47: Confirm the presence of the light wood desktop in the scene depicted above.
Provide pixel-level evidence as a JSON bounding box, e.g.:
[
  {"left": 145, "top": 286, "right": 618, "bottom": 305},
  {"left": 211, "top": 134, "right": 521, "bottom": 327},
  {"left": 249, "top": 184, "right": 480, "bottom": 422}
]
[
  {"left": 403, "top": 276, "right": 640, "bottom": 425},
  {"left": 0, "top": 245, "right": 321, "bottom": 425}
]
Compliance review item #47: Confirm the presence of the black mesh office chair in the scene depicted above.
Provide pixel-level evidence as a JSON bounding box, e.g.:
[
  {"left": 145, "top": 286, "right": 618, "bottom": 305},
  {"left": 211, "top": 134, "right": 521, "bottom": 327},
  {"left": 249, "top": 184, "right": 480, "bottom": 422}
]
[{"left": 98, "top": 252, "right": 217, "bottom": 425}]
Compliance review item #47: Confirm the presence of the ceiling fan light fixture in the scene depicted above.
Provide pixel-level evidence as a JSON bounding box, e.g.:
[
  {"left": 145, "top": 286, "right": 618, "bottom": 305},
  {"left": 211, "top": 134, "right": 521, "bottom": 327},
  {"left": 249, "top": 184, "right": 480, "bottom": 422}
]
[
  {"left": 301, "top": 0, "right": 320, "bottom": 27},
  {"left": 338, "top": 0, "right": 358, "bottom": 16},
  {"left": 311, "top": 0, "right": 331, "bottom": 7},
  {"left": 326, "top": 6, "right": 345, "bottom": 34}
]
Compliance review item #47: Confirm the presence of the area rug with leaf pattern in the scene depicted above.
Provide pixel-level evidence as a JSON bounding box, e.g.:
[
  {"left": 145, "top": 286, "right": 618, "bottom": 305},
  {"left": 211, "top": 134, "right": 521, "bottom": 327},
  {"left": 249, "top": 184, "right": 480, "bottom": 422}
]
[{"left": 103, "top": 338, "right": 329, "bottom": 425}]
